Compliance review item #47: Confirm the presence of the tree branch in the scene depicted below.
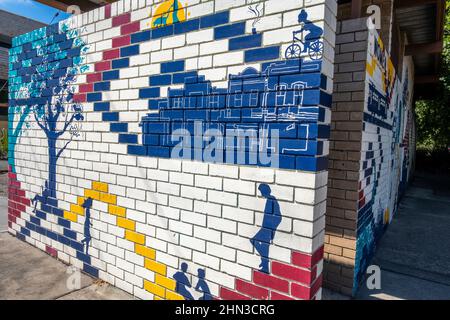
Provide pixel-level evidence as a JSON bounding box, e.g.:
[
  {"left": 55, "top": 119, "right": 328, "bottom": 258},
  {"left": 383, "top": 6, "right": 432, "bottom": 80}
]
[
  {"left": 56, "top": 113, "right": 76, "bottom": 137},
  {"left": 33, "top": 111, "right": 48, "bottom": 133},
  {"left": 56, "top": 136, "right": 73, "bottom": 160}
]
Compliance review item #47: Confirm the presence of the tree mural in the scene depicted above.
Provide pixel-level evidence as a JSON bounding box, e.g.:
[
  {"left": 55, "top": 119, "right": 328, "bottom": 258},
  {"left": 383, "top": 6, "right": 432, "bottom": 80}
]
[{"left": 9, "top": 23, "right": 89, "bottom": 198}]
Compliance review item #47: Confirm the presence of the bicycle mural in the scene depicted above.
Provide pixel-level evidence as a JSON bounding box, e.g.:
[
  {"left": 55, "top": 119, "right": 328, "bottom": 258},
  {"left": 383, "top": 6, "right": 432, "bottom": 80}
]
[{"left": 285, "top": 9, "right": 324, "bottom": 60}]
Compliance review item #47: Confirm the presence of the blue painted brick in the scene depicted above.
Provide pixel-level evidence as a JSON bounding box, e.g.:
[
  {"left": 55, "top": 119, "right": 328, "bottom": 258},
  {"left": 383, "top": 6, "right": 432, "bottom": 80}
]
[
  {"left": 16, "top": 233, "right": 26, "bottom": 242},
  {"left": 214, "top": 22, "right": 246, "bottom": 40},
  {"left": 150, "top": 74, "right": 172, "bottom": 86},
  {"left": 77, "top": 251, "right": 91, "bottom": 264},
  {"left": 172, "top": 71, "right": 198, "bottom": 84},
  {"left": 94, "top": 102, "right": 110, "bottom": 112},
  {"left": 110, "top": 123, "right": 128, "bottom": 132},
  {"left": 175, "top": 19, "right": 200, "bottom": 34},
  {"left": 20, "top": 227, "right": 30, "bottom": 237},
  {"left": 143, "top": 134, "right": 160, "bottom": 146},
  {"left": 94, "top": 81, "right": 110, "bottom": 91},
  {"left": 26, "top": 222, "right": 35, "bottom": 231},
  {"left": 161, "top": 61, "right": 185, "bottom": 73},
  {"left": 103, "top": 70, "right": 120, "bottom": 80},
  {"left": 64, "top": 228, "right": 77, "bottom": 240},
  {"left": 121, "top": 45, "right": 140, "bottom": 57},
  {"left": 200, "top": 11, "right": 230, "bottom": 28},
  {"left": 36, "top": 210, "right": 46, "bottom": 220},
  {"left": 58, "top": 218, "right": 71, "bottom": 228},
  {"left": 58, "top": 235, "right": 71, "bottom": 246},
  {"left": 140, "top": 87, "right": 160, "bottom": 99},
  {"left": 112, "top": 58, "right": 129, "bottom": 69},
  {"left": 229, "top": 34, "right": 262, "bottom": 51},
  {"left": 119, "top": 134, "right": 138, "bottom": 144},
  {"left": 152, "top": 25, "right": 174, "bottom": 39},
  {"left": 147, "top": 146, "right": 171, "bottom": 158},
  {"left": 87, "top": 92, "right": 102, "bottom": 102},
  {"left": 128, "top": 145, "right": 147, "bottom": 156},
  {"left": 131, "top": 30, "right": 151, "bottom": 43},
  {"left": 102, "top": 112, "right": 119, "bottom": 122},
  {"left": 52, "top": 207, "right": 64, "bottom": 217},
  {"left": 245, "top": 46, "right": 280, "bottom": 63},
  {"left": 70, "top": 240, "right": 84, "bottom": 252},
  {"left": 46, "top": 230, "right": 58, "bottom": 241},
  {"left": 83, "top": 264, "right": 99, "bottom": 278},
  {"left": 30, "top": 216, "right": 40, "bottom": 226}
]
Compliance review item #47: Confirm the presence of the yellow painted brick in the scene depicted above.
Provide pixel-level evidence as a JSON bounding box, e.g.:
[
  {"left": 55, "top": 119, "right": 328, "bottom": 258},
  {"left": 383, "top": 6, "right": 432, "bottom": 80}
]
[
  {"left": 155, "top": 274, "right": 176, "bottom": 291},
  {"left": 125, "top": 230, "right": 145, "bottom": 245},
  {"left": 165, "top": 290, "right": 184, "bottom": 300},
  {"left": 70, "top": 204, "right": 84, "bottom": 215},
  {"left": 118, "top": 217, "right": 135, "bottom": 230},
  {"left": 154, "top": 296, "right": 163, "bottom": 301},
  {"left": 135, "top": 244, "right": 156, "bottom": 259},
  {"left": 64, "top": 211, "right": 78, "bottom": 222},
  {"left": 84, "top": 189, "right": 100, "bottom": 201},
  {"left": 77, "top": 197, "right": 84, "bottom": 206},
  {"left": 144, "top": 259, "right": 167, "bottom": 276},
  {"left": 144, "top": 280, "right": 165, "bottom": 298},
  {"left": 92, "top": 181, "right": 108, "bottom": 193},
  {"left": 100, "top": 193, "right": 117, "bottom": 204},
  {"left": 109, "top": 205, "right": 126, "bottom": 217}
]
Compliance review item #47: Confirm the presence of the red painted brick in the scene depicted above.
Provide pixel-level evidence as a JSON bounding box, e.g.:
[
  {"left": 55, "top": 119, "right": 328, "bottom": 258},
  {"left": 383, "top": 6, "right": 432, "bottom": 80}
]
[
  {"left": 271, "top": 262, "right": 315, "bottom": 285},
  {"left": 21, "top": 198, "right": 31, "bottom": 206},
  {"left": 8, "top": 221, "right": 12, "bottom": 228},
  {"left": 121, "top": 21, "right": 140, "bottom": 35},
  {"left": 103, "top": 49, "right": 120, "bottom": 60},
  {"left": 105, "top": 4, "right": 111, "bottom": 19},
  {"left": 46, "top": 246, "right": 58, "bottom": 258},
  {"left": 311, "top": 246, "right": 324, "bottom": 266},
  {"left": 291, "top": 274, "right": 322, "bottom": 300},
  {"left": 112, "top": 35, "right": 131, "bottom": 48},
  {"left": 112, "top": 13, "right": 130, "bottom": 27},
  {"left": 236, "top": 279, "right": 269, "bottom": 300},
  {"left": 291, "top": 251, "right": 312, "bottom": 269},
  {"left": 270, "top": 291, "right": 294, "bottom": 300},
  {"left": 253, "top": 271, "right": 289, "bottom": 293},
  {"left": 87, "top": 73, "right": 102, "bottom": 83},
  {"left": 95, "top": 61, "right": 111, "bottom": 72},
  {"left": 78, "top": 84, "right": 93, "bottom": 93},
  {"left": 220, "top": 288, "right": 251, "bottom": 300},
  {"left": 74, "top": 94, "right": 86, "bottom": 103},
  {"left": 290, "top": 283, "right": 311, "bottom": 300}
]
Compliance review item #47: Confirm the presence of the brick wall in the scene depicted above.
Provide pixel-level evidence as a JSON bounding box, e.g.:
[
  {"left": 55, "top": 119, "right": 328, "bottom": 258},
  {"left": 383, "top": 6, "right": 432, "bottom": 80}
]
[
  {"left": 324, "top": 17, "right": 367, "bottom": 296},
  {"left": 8, "top": 0, "right": 337, "bottom": 300}
]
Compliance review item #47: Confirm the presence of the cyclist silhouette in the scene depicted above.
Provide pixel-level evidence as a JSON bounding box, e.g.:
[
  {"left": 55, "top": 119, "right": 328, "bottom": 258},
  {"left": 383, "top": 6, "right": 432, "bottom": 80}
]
[{"left": 295, "top": 9, "right": 323, "bottom": 53}]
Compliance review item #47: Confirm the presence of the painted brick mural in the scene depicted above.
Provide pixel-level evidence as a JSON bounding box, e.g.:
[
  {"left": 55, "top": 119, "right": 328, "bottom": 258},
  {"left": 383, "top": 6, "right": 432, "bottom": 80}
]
[
  {"left": 353, "top": 27, "right": 415, "bottom": 292},
  {"left": 8, "top": 0, "right": 337, "bottom": 300}
]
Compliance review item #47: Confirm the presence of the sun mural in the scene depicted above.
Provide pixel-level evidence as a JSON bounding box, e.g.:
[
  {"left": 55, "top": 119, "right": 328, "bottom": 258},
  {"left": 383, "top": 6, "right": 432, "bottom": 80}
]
[{"left": 151, "top": 0, "right": 187, "bottom": 28}]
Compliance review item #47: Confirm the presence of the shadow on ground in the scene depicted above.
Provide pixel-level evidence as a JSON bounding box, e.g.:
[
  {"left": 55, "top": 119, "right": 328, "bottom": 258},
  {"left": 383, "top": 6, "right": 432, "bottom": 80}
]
[{"left": 355, "top": 172, "right": 450, "bottom": 300}]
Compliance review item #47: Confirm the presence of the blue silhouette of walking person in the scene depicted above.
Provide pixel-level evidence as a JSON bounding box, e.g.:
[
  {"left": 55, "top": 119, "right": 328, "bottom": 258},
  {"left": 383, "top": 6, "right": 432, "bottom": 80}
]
[
  {"left": 195, "top": 269, "right": 212, "bottom": 300},
  {"left": 81, "top": 197, "right": 93, "bottom": 255},
  {"left": 250, "top": 184, "right": 282, "bottom": 274},
  {"left": 174, "top": 262, "right": 194, "bottom": 300},
  {"left": 295, "top": 9, "right": 323, "bottom": 52}
]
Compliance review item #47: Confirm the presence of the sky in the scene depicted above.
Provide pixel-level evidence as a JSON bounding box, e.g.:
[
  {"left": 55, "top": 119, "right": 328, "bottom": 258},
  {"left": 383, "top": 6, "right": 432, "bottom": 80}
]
[{"left": 0, "top": 0, "right": 71, "bottom": 24}]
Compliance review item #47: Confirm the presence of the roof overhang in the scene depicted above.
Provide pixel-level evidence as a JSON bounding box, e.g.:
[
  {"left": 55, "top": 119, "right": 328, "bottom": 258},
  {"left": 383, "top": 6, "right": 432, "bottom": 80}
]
[{"left": 35, "top": 0, "right": 116, "bottom": 13}]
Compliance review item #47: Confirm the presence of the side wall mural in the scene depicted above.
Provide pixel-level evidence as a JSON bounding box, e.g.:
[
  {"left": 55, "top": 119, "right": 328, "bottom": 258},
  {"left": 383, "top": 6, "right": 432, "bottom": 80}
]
[
  {"left": 354, "top": 27, "right": 415, "bottom": 292},
  {"left": 8, "top": 0, "right": 337, "bottom": 300}
]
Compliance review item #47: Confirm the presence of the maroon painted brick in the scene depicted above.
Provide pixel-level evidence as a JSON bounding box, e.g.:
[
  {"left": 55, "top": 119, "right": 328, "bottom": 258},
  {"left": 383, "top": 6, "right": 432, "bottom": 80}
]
[
  {"left": 121, "top": 21, "right": 140, "bottom": 35},
  {"left": 270, "top": 291, "right": 295, "bottom": 300},
  {"left": 236, "top": 279, "right": 269, "bottom": 300},
  {"left": 271, "top": 261, "right": 315, "bottom": 285},
  {"left": 292, "top": 246, "right": 324, "bottom": 269},
  {"left": 79, "top": 84, "right": 93, "bottom": 93},
  {"left": 74, "top": 93, "right": 86, "bottom": 103},
  {"left": 105, "top": 4, "right": 111, "bottom": 19},
  {"left": 253, "top": 271, "right": 289, "bottom": 293},
  {"left": 46, "top": 246, "right": 58, "bottom": 258},
  {"left": 87, "top": 73, "right": 102, "bottom": 83},
  {"left": 112, "top": 13, "right": 131, "bottom": 27},
  {"left": 291, "top": 274, "right": 323, "bottom": 300},
  {"left": 220, "top": 288, "right": 251, "bottom": 300},
  {"left": 112, "top": 35, "right": 131, "bottom": 48},
  {"left": 103, "top": 49, "right": 120, "bottom": 60},
  {"left": 95, "top": 61, "right": 111, "bottom": 72}
]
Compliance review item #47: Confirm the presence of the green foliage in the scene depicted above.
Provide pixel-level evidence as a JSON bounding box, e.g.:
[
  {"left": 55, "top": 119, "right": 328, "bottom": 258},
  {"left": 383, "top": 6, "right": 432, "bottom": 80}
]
[
  {"left": 0, "top": 128, "right": 7, "bottom": 159},
  {"left": 415, "top": 1, "right": 450, "bottom": 152}
]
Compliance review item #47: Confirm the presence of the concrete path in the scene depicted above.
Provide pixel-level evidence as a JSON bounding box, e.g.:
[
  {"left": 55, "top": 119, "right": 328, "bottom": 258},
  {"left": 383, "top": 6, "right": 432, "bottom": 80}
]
[
  {"left": 0, "top": 196, "right": 6, "bottom": 232},
  {"left": 356, "top": 172, "right": 450, "bottom": 300},
  {"left": 0, "top": 233, "right": 134, "bottom": 300}
]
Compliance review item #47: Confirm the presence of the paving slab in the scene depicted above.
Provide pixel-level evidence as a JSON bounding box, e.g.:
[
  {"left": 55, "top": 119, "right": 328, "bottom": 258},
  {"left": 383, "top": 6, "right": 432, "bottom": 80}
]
[
  {"left": 0, "top": 196, "right": 7, "bottom": 232},
  {"left": 0, "top": 233, "right": 133, "bottom": 300}
]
